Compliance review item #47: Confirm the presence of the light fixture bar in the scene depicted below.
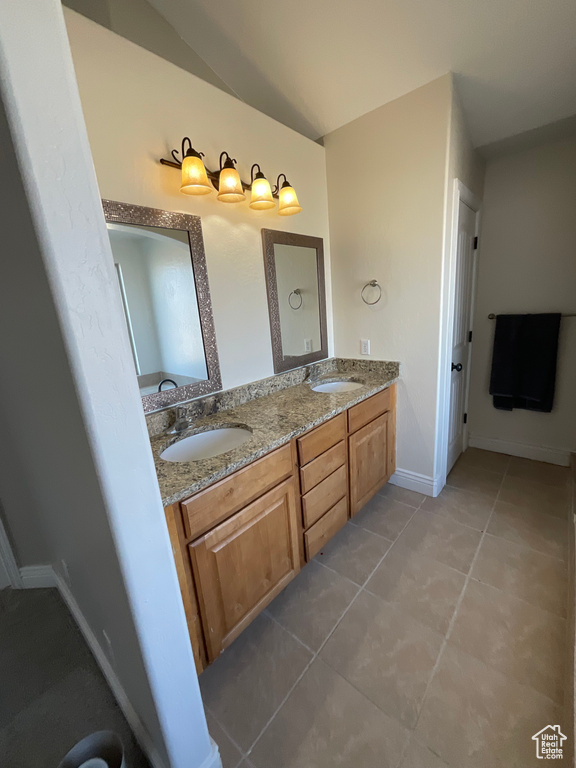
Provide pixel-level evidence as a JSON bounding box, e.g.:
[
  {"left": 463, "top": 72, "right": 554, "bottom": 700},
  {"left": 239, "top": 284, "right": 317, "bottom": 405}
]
[
  {"left": 160, "top": 140, "right": 301, "bottom": 215},
  {"left": 160, "top": 154, "right": 278, "bottom": 197},
  {"left": 160, "top": 149, "right": 278, "bottom": 200}
]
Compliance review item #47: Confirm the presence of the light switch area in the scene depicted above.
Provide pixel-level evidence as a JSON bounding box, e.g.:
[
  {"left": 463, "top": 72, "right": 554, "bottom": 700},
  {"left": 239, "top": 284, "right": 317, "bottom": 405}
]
[
  {"left": 304, "top": 338, "right": 312, "bottom": 353},
  {"left": 361, "top": 339, "right": 371, "bottom": 355}
]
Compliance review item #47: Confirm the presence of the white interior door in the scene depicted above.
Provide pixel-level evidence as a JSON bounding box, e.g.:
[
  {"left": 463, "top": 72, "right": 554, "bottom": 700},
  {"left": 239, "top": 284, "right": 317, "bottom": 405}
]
[{"left": 447, "top": 200, "right": 477, "bottom": 472}]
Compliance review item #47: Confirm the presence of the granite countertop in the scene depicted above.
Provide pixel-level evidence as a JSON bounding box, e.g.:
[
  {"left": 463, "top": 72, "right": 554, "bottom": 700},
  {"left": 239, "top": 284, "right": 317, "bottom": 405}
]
[{"left": 151, "top": 367, "right": 399, "bottom": 507}]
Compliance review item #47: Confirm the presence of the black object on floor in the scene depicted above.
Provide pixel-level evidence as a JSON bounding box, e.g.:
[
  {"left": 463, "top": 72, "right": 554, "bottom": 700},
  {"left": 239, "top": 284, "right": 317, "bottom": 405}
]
[{"left": 489, "top": 313, "right": 561, "bottom": 412}]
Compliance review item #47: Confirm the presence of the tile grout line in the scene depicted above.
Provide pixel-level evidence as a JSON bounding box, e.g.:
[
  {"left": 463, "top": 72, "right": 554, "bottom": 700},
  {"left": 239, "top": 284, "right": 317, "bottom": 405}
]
[
  {"left": 447, "top": 463, "right": 572, "bottom": 523},
  {"left": 206, "top": 503, "right": 407, "bottom": 761},
  {"left": 263, "top": 610, "right": 317, "bottom": 656},
  {"left": 465, "top": 570, "right": 569, "bottom": 619},
  {"left": 407, "top": 463, "right": 509, "bottom": 748},
  {"left": 477, "top": 530, "right": 568, "bottom": 564},
  {"left": 220, "top": 455, "right": 568, "bottom": 768},
  {"left": 211, "top": 458, "right": 567, "bottom": 766},
  {"left": 243, "top": 496, "right": 427, "bottom": 761},
  {"left": 202, "top": 702, "right": 248, "bottom": 766}
]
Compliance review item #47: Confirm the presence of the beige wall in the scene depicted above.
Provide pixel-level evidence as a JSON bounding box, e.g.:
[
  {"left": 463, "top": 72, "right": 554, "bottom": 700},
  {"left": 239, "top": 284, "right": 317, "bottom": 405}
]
[
  {"left": 325, "top": 75, "right": 483, "bottom": 489},
  {"left": 64, "top": 8, "right": 332, "bottom": 391},
  {"left": 448, "top": 89, "right": 485, "bottom": 200},
  {"left": 324, "top": 76, "right": 452, "bottom": 485},
  {"left": 469, "top": 136, "right": 576, "bottom": 460}
]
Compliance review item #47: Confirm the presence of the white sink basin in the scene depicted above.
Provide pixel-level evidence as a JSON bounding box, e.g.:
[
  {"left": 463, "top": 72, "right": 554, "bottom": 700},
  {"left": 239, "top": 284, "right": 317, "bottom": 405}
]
[
  {"left": 311, "top": 381, "right": 364, "bottom": 393},
  {"left": 160, "top": 427, "right": 252, "bottom": 462}
]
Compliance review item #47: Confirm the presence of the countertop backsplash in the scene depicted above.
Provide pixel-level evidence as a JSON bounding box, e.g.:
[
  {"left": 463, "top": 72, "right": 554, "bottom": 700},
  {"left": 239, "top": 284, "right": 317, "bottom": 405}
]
[{"left": 145, "top": 358, "right": 399, "bottom": 438}]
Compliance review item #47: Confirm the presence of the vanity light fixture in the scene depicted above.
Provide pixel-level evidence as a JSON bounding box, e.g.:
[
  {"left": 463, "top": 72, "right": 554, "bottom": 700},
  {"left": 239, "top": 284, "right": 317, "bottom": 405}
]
[
  {"left": 217, "top": 152, "right": 246, "bottom": 203},
  {"left": 179, "top": 138, "right": 212, "bottom": 196},
  {"left": 160, "top": 139, "right": 302, "bottom": 215},
  {"left": 274, "top": 174, "right": 302, "bottom": 217},
  {"left": 249, "top": 164, "right": 275, "bottom": 210}
]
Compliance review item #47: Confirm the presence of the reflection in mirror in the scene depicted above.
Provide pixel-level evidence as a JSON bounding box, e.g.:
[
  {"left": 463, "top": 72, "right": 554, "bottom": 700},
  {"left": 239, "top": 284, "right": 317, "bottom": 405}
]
[
  {"left": 103, "top": 200, "right": 221, "bottom": 412},
  {"left": 262, "top": 230, "right": 328, "bottom": 373},
  {"left": 275, "top": 244, "right": 321, "bottom": 356},
  {"left": 108, "top": 223, "right": 207, "bottom": 394}
]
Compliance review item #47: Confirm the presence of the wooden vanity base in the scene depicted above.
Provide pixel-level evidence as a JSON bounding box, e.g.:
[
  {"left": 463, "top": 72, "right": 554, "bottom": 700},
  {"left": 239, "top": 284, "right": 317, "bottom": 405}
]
[{"left": 165, "top": 384, "right": 396, "bottom": 670}]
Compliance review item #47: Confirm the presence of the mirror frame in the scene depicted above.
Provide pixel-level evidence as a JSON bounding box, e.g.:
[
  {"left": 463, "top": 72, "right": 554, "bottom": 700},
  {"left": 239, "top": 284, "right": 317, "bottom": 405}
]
[
  {"left": 103, "top": 199, "right": 222, "bottom": 412},
  {"left": 262, "top": 229, "right": 328, "bottom": 373}
]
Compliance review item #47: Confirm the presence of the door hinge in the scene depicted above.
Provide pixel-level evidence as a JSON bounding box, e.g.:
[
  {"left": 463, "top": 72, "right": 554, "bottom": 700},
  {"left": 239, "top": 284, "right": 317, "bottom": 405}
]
[
  {"left": 463, "top": 413, "right": 468, "bottom": 424},
  {"left": 468, "top": 330, "right": 473, "bottom": 343},
  {"left": 473, "top": 236, "right": 478, "bottom": 250}
]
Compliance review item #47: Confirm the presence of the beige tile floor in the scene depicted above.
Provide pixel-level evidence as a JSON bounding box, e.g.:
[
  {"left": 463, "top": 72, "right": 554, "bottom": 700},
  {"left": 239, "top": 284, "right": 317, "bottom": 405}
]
[{"left": 200, "top": 449, "right": 574, "bottom": 768}]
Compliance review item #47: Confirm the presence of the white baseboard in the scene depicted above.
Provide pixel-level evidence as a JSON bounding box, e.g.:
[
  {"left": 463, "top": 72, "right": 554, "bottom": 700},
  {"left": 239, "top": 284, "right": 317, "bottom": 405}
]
[
  {"left": 202, "top": 740, "right": 223, "bottom": 768},
  {"left": 389, "top": 468, "right": 442, "bottom": 497},
  {"left": 20, "top": 564, "right": 57, "bottom": 588},
  {"left": 53, "top": 569, "right": 169, "bottom": 768},
  {"left": 0, "top": 515, "right": 22, "bottom": 589},
  {"left": 468, "top": 435, "right": 571, "bottom": 467}
]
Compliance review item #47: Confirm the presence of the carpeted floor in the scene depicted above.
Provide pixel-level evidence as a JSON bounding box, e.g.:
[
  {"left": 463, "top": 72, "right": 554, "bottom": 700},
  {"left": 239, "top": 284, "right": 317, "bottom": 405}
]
[{"left": 0, "top": 587, "right": 149, "bottom": 768}]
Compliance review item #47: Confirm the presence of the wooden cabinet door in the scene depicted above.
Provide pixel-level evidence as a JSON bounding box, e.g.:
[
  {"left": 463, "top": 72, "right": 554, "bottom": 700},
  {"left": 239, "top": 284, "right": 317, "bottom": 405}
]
[
  {"left": 189, "top": 478, "right": 300, "bottom": 662},
  {"left": 349, "top": 411, "right": 391, "bottom": 516}
]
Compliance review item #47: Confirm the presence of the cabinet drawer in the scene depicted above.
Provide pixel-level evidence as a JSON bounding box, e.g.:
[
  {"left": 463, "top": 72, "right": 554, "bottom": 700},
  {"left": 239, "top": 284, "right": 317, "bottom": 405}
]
[
  {"left": 301, "top": 464, "right": 347, "bottom": 529},
  {"left": 300, "top": 440, "right": 346, "bottom": 494},
  {"left": 305, "top": 497, "right": 348, "bottom": 560},
  {"left": 297, "top": 413, "right": 346, "bottom": 466},
  {"left": 348, "top": 386, "right": 393, "bottom": 434},
  {"left": 181, "top": 444, "right": 293, "bottom": 540}
]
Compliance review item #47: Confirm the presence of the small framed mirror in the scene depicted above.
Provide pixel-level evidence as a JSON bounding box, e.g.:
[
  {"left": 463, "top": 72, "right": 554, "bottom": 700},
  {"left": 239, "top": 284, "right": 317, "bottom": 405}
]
[
  {"left": 262, "top": 229, "right": 328, "bottom": 373},
  {"left": 103, "top": 200, "right": 221, "bottom": 412}
]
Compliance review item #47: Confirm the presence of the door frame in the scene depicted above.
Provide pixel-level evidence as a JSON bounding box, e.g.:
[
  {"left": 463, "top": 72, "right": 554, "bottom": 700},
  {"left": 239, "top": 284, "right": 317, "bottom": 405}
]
[
  {"left": 0, "top": 507, "right": 22, "bottom": 588},
  {"left": 436, "top": 179, "right": 481, "bottom": 491}
]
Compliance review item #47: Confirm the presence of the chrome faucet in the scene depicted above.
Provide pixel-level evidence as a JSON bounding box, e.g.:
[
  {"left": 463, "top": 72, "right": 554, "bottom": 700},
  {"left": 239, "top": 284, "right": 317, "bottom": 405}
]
[{"left": 167, "top": 406, "right": 191, "bottom": 434}]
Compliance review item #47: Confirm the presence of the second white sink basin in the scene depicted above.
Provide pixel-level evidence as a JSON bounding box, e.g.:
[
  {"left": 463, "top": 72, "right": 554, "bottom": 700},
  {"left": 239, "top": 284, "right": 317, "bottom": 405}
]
[
  {"left": 161, "top": 426, "right": 252, "bottom": 462},
  {"left": 311, "top": 381, "right": 364, "bottom": 393}
]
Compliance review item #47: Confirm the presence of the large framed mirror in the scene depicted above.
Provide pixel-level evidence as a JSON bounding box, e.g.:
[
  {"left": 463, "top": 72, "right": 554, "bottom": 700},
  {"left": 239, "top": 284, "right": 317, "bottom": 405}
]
[
  {"left": 103, "top": 200, "right": 221, "bottom": 412},
  {"left": 262, "top": 229, "right": 328, "bottom": 373}
]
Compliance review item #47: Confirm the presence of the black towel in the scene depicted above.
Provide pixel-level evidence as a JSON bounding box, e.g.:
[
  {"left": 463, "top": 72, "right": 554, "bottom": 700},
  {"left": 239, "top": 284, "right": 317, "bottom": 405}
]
[{"left": 489, "top": 313, "right": 561, "bottom": 412}]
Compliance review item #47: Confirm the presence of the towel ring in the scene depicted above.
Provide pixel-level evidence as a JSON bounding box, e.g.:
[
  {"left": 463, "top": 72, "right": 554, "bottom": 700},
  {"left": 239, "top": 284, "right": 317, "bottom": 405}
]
[
  {"left": 361, "top": 280, "right": 382, "bottom": 305},
  {"left": 288, "top": 289, "right": 303, "bottom": 310}
]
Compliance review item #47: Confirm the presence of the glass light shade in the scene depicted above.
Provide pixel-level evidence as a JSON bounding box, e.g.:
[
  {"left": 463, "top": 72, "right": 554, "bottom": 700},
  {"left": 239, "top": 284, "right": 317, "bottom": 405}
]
[
  {"left": 249, "top": 176, "right": 275, "bottom": 210},
  {"left": 180, "top": 154, "right": 212, "bottom": 195},
  {"left": 278, "top": 185, "right": 302, "bottom": 216},
  {"left": 217, "top": 167, "right": 246, "bottom": 202}
]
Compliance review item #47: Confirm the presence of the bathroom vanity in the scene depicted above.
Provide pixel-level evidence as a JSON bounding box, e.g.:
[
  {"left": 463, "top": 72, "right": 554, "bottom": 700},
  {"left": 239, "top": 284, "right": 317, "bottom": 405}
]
[
  {"left": 103, "top": 198, "right": 398, "bottom": 672},
  {"left": 157, "top": 370, "right": 397, "bottom": 671}
]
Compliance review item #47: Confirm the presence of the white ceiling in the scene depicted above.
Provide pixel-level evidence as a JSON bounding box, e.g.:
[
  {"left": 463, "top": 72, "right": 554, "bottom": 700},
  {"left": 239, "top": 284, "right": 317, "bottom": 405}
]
[{"left": 147, "top": 0, "right": 576, "bottom": 147}]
